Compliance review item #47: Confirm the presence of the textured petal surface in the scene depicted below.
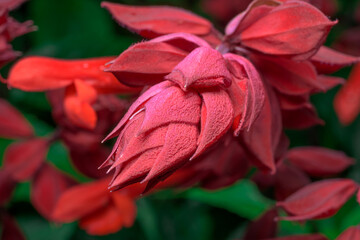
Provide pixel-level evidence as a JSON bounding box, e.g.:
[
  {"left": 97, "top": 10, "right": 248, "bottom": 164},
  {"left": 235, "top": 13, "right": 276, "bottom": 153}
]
[
  {"left": 224, "top": 53, "right": 265, "bottom": 133},
  {"left": 238, "top": 1, "right": 336, "bottom": 58},
  {"left": 105, "top": 41, "right": 188, "bottom": 87},
  {"left": 278, "top": 179, "right": 357, "bottom": 221},
  {"left": 165, "top": 47, "right": 232, "bottom": 90}
]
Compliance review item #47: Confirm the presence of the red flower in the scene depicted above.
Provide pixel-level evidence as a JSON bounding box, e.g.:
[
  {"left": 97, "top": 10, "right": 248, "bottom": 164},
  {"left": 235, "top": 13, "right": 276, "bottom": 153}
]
[
  {"left": 7, "top": 57, "right": 140, "bottom": 129},
  {"left": 52, "top": 177, "right": 140, "bottom": 235}
]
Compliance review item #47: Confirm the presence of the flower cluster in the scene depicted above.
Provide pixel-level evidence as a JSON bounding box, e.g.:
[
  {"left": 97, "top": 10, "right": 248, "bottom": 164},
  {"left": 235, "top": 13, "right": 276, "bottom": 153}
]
[{"left": 1, "top": 0, "right": 360, "bottom": 239}]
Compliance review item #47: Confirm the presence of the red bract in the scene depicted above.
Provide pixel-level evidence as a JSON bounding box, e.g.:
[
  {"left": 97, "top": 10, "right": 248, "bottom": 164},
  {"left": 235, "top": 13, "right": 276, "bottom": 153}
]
[
  {"left": 0, "top": 99, "right": 34, "bottom": 139},
  {"left": 277, "top": 179, "right": 358, "bottom": 221},
  {"left": 225, "top": 0, "right": 336, "bottom": 59},
  {"left": 31, "top": 163, "right": 75, "bottom": 221},
  {"left": 7, "top": 57, "right": 140, "bottom": 129},
  {"left": 3, "top": 138, "right": 49, "bottom": 181},
  {"left": 334, "top": 63, "right": 360, "bottom": 125},
  {"left": 336, "top": 226, "right": 360, "bottom": 240},
  {"left": 286, "top": 147, "right": 355, "bottom": 177},
  {"left": 52, "top": 177, "right": 139, "bottom": 235}
]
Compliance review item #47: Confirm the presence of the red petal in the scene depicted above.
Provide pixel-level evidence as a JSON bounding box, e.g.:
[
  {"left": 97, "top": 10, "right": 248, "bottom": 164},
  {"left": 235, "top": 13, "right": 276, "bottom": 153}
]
[
  {"left": 64, "top": 88, "right": 97, "bottom": 129},
  {"left": 151, "top": 33, "right": 211, "bottom": 52},
  {"left": 286, "top": 147, "right": 355, "bottom": 177},
  {"left": 336, "top": 226, "right": 360, "bottom": 240},
  {"left": 238, "top": 1, "right": 336, "bottom": 58},
  {"left": 105, "top": 41, "right": 187, "bottom": 87},
  {"left": 0, "top": 99, "right": 34, "bottom": 139},
  {"left": 191, "top": 90, "right": 233, "bottom": 159},
  {"left": 311, "top": 47, "right": 360, "bottom": 74},
  {"left": 52, "top": 178, "right": 110, "bottom": 222},
  {"left": 103, "top": 81, "right": 173, "bottom": 141},
  {"left": 101, "top": 2, "right": 212, "bottom": 38},
  {"left": 3, "top": 138, "right": 48, "bottom": 181},
  {"left": 274, "top": 163, "right": 311, "bottom": 201},
  {"left": 241, "top": 86, "right": 281, "bottom": 173},
  {"left": 244, "top": 208, "right": 278, "bottom": 240},
  {"left": 7, "top": 56, "right": 135, "bottom": 93},
  {"left": 0, "top": 170, "right": 16, "bottom": 205},
  {"left": 334, "top": 63, "right": 360, "bottom": 125},
  {"left": 278, "top": 179, "right": 357, "bottom": 221},
  {"left": 165, "top": 47, "right": 232, "bottom": 90},
  {"left": 313, "top": 75, "right": 345, "bottom": 93},
  {"left": 74, "top": 79, "right": 97, "bottom": 103},
  {"left": 282, "top": 104, "right": 324, "bottom": 129},
  {"left": 224, "top": 53, "right": 265, "bottom": 133},
  {"left": 31, "top": 164, "right": 75, "bottom": 221},
  {"left": 253, "top": 55, "right": 323, "bottom": 96}
]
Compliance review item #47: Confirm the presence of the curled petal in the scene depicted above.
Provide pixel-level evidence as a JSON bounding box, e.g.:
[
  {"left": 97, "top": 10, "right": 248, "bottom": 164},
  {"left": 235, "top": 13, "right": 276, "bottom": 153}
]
[
  {"left": 4, "top": 138, "right": 48, "bottom": 181},
  {"left": 224, "top": 53, "right": 265, "bottom": 133},
  {"left": 311, "top": 46, "right": 360, "bottom": 74},
  {"left": 277, "top": 179, "right": 357, "bottom": 221},
  {"left": 0, "top": 99, "right": 34, "bottom": 139},
  {"left": 101, "top": 2, "right": 212, "bottom": 38},
  {"left": 64, "top": 87, "right": 97, "bottom": 129},
  {"left": 191, "top": 89, "right": 233, "bottom": 159},
  {"left": 165, "top": 47, "right": 232, "bottom": 91},
  {"left": 31, "top": 164, "right": 75, "bottom": 221},
  {"left": 286, "top": 147, "right": 355, "bottom": 177},
  {"left": 105, "top": 42, "right": 187, "bottom": 87}
]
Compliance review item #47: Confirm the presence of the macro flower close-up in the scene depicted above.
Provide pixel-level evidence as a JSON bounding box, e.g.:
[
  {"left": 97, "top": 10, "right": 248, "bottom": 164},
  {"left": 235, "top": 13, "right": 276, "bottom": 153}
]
[{"left": 1, "top": 0, "right": 360, "bottom": 239}]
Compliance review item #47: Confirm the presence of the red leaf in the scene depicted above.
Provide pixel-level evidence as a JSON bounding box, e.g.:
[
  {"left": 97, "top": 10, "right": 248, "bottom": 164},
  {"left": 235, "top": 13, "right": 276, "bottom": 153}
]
[
  {"left": 336, "top": 226, "right": 360, "bottom": 240},
  {"left": 105, "top": 41, "right": 188, "bottom": 87},
  {"left": 224, "top": 53, "right": 265, "bottom": 133},
  {"left": 278, "top": 179, "right": 357, "bottom": 221},
  {"left": 0, "top": 99, "right": 33, "bottom": 139},
  {"left": 101, "top": 2, "right": 212, "bottom": 39},
  {"left": 311, "top": 47, "right": 360, "bottom": 74},
  {"left": 244, "top": 208, "right": 278, "bottom": 240},
  {"left": 0, "top": 170, "right": 16, "bottom": 205},
  {"left": 31, "top": 163, "right": 75, "bottom": 221},
  {"left": 334, "top": 63, "right": 360, "bottom": 125},
  {"left": 52, "top": 178, "right": 110, "bottom": 222},
  {"left": 230, "top": 0, "right": 336, "bottom": 58},
  {"left": 1, "top": 213, "right": 25, "bottom": 240},
  {"left": 286, "top": 147, "right": 355, "bottom": 177},
  {"left": 264, "top": 234, "right": 328, "bottom": 240},
  {"left": 3, "top": 138, "right": 48, "bottom": 181}
]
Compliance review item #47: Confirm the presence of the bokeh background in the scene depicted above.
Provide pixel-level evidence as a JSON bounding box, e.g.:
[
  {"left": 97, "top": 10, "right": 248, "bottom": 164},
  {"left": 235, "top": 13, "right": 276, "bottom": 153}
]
[{"left": 1, "top": 0, "right": 360, "bottom": 239}]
